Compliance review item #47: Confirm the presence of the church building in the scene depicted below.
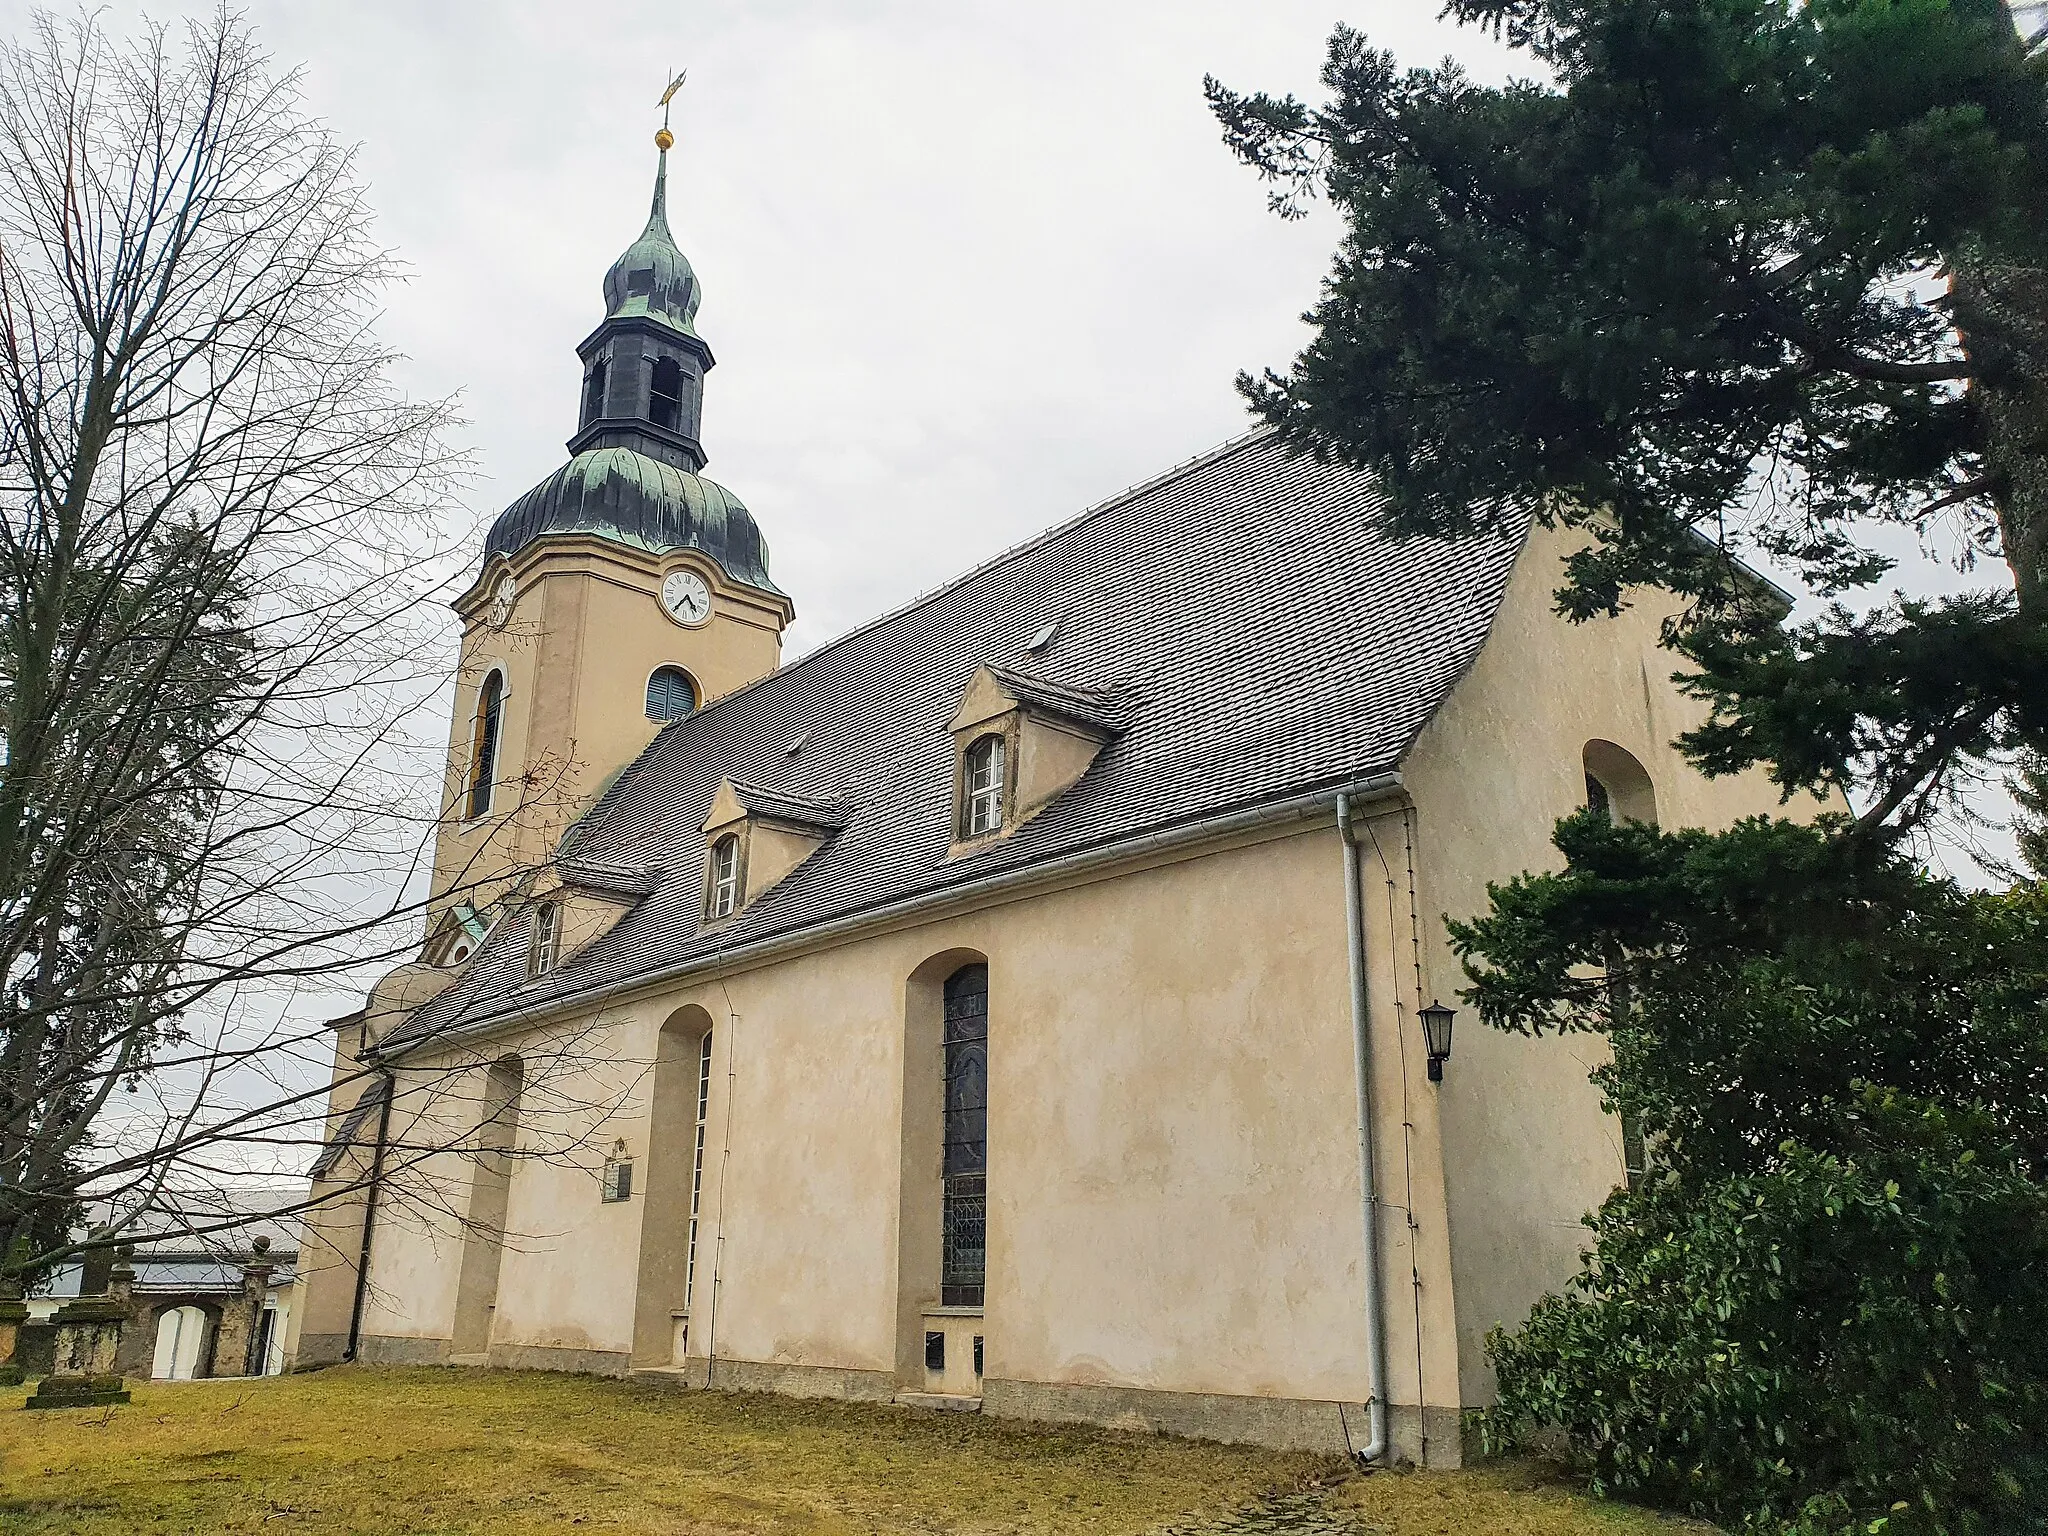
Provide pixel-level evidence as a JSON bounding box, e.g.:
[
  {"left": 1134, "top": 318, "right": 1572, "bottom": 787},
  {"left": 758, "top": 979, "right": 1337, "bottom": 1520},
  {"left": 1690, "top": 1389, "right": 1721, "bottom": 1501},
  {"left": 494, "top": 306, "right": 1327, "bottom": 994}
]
[{"left": 291, "top": 132, "right": 1800, "bottom": 1466}]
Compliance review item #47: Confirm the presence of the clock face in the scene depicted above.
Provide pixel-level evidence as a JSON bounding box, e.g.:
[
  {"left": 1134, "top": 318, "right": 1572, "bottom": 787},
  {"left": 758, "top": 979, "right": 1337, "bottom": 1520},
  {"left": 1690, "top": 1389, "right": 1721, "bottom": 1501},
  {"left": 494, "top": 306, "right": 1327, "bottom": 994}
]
[
  {"left": 488, "top": 576, "right": 516, "bottom": 629},
  {"left": 660, "top": 568, "right": 712, "bottom": 627}
]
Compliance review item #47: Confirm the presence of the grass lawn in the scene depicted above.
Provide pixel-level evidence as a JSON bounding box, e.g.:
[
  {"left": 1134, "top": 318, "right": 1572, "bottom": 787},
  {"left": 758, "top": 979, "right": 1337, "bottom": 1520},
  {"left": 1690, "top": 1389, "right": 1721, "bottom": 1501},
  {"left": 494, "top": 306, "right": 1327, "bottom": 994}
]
[{"left": 0, "top": 1365, "right": 1707, "bottom": 1535}]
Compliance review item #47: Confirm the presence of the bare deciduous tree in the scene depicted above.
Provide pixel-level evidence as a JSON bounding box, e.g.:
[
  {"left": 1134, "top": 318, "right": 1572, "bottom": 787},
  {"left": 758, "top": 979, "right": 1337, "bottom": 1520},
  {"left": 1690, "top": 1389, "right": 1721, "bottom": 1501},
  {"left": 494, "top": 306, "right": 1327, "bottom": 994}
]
[{"left": 0, "top": 7, "right": 596, "bottom": 1285}]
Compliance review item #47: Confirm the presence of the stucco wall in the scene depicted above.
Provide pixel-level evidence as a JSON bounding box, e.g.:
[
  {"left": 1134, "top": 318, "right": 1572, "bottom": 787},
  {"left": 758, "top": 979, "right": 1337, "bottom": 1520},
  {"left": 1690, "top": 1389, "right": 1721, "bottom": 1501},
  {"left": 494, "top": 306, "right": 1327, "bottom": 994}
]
[
  {"left": 365, "top": 824, "right": 1454, "bottom": 1447},
  {"left": 1400, "top": 523, "right": 1830, "bottom": 1404}
]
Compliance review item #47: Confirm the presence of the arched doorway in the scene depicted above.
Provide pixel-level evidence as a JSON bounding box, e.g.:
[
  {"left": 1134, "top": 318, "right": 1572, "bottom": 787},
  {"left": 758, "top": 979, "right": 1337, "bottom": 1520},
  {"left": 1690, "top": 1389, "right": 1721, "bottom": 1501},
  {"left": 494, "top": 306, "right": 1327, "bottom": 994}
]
[{"left": 151, "top": 1305, "right": 209, "bottom": 1380}]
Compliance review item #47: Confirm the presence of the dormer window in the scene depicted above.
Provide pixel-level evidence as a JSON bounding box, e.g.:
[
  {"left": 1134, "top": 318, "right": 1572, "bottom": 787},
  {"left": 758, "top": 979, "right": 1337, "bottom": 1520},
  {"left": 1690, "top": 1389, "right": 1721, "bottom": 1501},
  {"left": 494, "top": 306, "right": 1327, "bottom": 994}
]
[
  {"left": 529, "top": 900, "right": 561, "bottom": 978},
  {"left": 946, "top": 665, "right": 1115, "bottom": 855},
  {"left": 708, "top": 834, "right": 741, "bottom": 920},
  {"left": 962, "top": 734, "right": 1005, "bottom": 838},
  {"left": 699, "top": 781, "right": 844, "bottom": 921},
  {"left": 649, "top": 358, "right": 683, "bottom": 432}
]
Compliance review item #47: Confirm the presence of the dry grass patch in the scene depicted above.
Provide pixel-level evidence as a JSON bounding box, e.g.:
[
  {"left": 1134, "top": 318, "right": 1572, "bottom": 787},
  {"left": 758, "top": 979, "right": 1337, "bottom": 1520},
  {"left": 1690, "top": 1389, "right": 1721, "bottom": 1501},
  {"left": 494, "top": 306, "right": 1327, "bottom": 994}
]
[
  {"left": 0, "top": 1365, "right": 1699, "bottom": 1535},
  {"left": 1339, "top": 1461, "right": 1717, "bottom": 1536}
]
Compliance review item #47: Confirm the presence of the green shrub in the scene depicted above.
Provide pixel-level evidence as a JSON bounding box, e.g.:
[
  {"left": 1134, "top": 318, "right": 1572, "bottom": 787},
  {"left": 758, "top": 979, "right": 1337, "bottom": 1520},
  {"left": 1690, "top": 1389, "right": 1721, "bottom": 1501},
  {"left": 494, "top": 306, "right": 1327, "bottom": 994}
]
[{"left": 1461, "top": 817, "right": 2048, "bottom": 1535}]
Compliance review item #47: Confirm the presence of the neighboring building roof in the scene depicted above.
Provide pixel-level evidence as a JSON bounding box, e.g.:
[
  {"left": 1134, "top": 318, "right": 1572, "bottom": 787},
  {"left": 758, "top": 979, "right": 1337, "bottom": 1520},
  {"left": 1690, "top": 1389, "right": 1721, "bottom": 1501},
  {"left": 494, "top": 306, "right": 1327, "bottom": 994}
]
[
  {"left": 385, "top": 431, "right": 1524, "bottom": 1053},
  {"left": 53, "top": 1188, "right": 307, "bottom": 1297},
  {"left": 482, "top": 446, "right": 778, "bottom": 594}
]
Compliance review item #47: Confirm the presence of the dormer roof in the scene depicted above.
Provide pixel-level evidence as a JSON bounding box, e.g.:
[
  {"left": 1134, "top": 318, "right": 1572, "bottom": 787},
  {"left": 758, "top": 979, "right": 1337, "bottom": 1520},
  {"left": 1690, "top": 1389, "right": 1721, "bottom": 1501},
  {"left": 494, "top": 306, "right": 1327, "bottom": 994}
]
[
  {"left": 953, "top": 665, "right": 1119, "bottom": 736},
  {"left": 703, "top": 780, "right": 851, "bottom": 835}
]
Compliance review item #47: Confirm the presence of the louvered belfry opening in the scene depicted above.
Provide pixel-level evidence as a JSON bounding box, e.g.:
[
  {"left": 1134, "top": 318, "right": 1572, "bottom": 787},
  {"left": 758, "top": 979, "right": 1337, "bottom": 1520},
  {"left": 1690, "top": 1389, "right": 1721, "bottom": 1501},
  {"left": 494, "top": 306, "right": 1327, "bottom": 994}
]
[
  {"left": 649, "top": 357, "right": 684, "bottom": 432},
  {"left": 941, "top": 964, "right": 988, "bottom": 1307}
]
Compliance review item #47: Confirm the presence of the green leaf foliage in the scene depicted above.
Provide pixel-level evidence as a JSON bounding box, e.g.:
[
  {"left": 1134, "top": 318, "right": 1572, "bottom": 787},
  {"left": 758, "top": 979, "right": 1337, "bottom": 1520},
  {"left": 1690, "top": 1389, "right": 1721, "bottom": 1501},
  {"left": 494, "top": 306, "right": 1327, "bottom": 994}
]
[
  {"left": 1459, "top": 816, "right": 2048, "bottom": 1533},
  {"left": 1208, "top": 0, "right": 2048, "bottom": 828}
]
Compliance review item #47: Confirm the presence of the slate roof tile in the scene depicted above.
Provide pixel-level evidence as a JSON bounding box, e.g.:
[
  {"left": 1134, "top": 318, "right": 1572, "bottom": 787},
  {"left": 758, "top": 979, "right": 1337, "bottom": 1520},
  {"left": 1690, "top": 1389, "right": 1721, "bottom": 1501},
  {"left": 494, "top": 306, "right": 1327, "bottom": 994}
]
[{"left": 383, "top": 432, "right": 1523, "bottom": 1053}]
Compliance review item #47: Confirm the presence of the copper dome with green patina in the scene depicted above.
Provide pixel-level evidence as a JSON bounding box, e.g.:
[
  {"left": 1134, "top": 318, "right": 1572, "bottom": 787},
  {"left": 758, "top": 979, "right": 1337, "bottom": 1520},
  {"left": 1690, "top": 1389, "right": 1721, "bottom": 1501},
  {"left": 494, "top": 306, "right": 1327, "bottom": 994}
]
[
  {"left": 484, "top": 447, "right": 777, "bottom": 593},
  {"left": 482, "top": 146, "right": 780, "bottom": 597}
]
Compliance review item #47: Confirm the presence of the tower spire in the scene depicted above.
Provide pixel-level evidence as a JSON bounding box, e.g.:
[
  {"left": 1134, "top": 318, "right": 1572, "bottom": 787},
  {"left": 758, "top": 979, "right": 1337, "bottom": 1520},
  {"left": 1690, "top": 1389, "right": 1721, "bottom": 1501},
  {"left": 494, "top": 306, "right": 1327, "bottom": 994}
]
[{"left": 643, "top": 69, "right": 685, "bottom": 241}]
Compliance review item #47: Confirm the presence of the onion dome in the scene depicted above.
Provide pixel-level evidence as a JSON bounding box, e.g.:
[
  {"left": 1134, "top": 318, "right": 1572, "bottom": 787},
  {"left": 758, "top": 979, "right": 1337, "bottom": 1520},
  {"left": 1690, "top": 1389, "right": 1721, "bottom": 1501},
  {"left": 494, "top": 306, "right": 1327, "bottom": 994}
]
[
  {"left": 602, "top": 148, "right": 700, "bottom": 338},
  {"left": 484, "top": 447, "right": 778, "bottom": 594}
]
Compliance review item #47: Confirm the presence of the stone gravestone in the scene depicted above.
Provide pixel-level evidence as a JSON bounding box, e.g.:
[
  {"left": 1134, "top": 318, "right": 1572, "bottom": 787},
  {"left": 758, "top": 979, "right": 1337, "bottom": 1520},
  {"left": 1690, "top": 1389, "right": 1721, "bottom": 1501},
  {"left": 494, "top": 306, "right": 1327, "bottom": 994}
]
[
  {"left": 25, "top": 1245, "right": 133, "bottom": 1410},
  {"left": 0, "top": 1237, "right": 31, "bottom": 1387}
]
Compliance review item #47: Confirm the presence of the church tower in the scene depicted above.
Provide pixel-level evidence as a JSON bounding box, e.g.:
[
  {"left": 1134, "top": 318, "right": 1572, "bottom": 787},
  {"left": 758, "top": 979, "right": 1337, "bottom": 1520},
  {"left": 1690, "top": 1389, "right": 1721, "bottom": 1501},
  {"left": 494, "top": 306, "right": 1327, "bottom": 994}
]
[{"left": 429, "top": 129, "right": 791, "bottom": 919}]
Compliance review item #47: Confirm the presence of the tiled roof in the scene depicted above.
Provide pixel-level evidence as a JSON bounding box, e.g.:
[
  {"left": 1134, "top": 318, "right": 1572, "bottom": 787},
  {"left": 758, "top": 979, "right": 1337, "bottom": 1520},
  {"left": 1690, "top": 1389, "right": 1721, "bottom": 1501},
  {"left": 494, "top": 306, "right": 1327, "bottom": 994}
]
[
  {"left": 383, "top": 432, "right": 1523, "bottom": 1053},
  {"left": 557, "top": 857, "right": 662, "bottom": 900}
]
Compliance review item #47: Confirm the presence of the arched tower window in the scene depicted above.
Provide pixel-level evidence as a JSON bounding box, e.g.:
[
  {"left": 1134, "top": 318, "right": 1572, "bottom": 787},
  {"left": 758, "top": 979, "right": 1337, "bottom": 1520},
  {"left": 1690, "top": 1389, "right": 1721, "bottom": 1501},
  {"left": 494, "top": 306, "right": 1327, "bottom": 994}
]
[
  {"left": 941, "top": 963, "right": 988, "bottom": 1307},
  {"left": 468, "top": 670, "right": 505, "bottom": 820},
  {"left": 649, "top": 357, "right": 684, "bottom": 432},
  {"left": 961, "top": 734, "right": 1005, "bottom": 838},
  {"left": 1584, "top": 773, "right": 1611, "bottom": 819},
  {"left": 646, "top": 665, "right": 697, "bottom": 722},
  {"left": 582, "top": 359, "right": 608, "bottom": 427}
]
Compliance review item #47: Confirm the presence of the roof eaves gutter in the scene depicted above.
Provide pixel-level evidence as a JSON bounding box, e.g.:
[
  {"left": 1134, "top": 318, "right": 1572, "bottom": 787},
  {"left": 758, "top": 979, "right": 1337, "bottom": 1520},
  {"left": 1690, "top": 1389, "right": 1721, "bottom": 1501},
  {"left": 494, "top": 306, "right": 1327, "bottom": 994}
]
[{"left": 382, "top": 770, "right": 1409, "bottom": 1061}]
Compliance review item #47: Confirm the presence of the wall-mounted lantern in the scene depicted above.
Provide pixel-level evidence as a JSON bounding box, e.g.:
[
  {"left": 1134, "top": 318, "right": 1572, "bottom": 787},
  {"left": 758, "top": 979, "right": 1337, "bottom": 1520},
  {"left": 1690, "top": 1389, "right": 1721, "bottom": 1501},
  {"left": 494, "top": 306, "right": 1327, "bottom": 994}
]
[{"left": 1419, "top": 1000, "right": 1456, "bottom": 1083}]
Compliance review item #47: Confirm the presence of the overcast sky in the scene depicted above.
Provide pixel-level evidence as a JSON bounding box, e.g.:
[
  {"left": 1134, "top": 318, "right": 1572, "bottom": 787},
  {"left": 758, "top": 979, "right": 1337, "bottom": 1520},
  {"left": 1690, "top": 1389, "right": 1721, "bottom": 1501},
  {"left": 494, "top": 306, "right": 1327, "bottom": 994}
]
[
  {"left": 10, "top": 1, "right": 1513, "bottom": 656},
  {"left": 5, "top": 0, "right": 2016, "bottom": 880}
]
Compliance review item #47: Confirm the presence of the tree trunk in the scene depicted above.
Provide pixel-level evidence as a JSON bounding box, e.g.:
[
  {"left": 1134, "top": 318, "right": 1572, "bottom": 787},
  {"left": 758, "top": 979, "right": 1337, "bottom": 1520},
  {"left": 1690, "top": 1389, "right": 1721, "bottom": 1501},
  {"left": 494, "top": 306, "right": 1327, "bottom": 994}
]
[{"left": 1952, "top": 254, "right": 2048, "bottom": 628}]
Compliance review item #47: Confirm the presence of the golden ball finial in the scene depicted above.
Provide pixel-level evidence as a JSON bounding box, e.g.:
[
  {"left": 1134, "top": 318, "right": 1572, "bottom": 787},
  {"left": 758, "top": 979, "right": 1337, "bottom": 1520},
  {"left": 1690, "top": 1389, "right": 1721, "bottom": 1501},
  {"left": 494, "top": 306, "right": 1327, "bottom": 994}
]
[{"left": 655, "top": 127, "right": 674, "bottom": 152}]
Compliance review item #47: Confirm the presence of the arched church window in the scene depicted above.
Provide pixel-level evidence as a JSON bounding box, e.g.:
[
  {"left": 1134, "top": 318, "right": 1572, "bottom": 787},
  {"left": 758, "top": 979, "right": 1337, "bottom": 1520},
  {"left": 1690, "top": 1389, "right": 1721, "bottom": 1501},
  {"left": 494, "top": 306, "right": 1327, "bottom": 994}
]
[
  {"left": 649, "top": 358, "right": 684, "bottom": 432},
  {"left": 468, "top": 670, "right": 504, "bottom": 819},
  {"left": 646, "top": 665, "right": 697, "bottom": 722},
  {"left": 962, "top": 734, "right": 1004, "bottom": 838},
  {"left": 1584, "top": 773, "right": 1611, "bottom": 819},
  {"left": 582, "top": 359, "right": 608, "bottom": 427},
  {"left": 708, "top": 834, "right": 741, "bottom": 920},
  {"left": 1583, "top": 740, "right": 1658, "bottom": 826},
  {"left": 684, "top": 1027, "right": 713, "bottom": 1310},
  {"left": 941, "top": 963, "right": 988, "bottom": 1308}
]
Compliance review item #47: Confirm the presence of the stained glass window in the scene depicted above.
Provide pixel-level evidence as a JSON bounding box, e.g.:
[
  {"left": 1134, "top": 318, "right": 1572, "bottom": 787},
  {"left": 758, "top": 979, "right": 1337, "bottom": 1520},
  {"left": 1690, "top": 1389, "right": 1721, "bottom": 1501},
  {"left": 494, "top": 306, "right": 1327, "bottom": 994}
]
[{"left": 942, "top": 963, "right": 988, "bottom": 1307}]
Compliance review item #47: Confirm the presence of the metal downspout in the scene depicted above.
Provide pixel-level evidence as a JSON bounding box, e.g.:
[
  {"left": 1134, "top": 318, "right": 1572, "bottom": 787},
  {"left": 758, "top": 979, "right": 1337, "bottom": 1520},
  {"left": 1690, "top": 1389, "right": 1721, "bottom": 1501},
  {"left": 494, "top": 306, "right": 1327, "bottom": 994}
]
[
  {"left": 1338, "top": 793, "right": 1390, "bottom": 1463},
  {"left": 344, "top": 1068, "right": 396, "bottom": 1363}
]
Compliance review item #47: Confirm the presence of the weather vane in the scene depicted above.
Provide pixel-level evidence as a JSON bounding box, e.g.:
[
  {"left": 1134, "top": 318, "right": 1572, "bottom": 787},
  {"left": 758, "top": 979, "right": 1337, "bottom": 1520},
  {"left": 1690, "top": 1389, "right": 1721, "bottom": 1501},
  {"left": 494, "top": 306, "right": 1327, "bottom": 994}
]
[{"left": 656, "top": 69, "right": 686, "bottom": 151}]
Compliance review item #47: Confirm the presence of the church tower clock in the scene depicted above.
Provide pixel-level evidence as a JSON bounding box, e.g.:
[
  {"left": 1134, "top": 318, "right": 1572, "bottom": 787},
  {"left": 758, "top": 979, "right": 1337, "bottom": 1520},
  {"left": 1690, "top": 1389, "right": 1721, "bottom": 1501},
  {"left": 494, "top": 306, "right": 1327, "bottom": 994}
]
[{"left": 429, "top": 128, "right": 792, "bottom": 913}]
